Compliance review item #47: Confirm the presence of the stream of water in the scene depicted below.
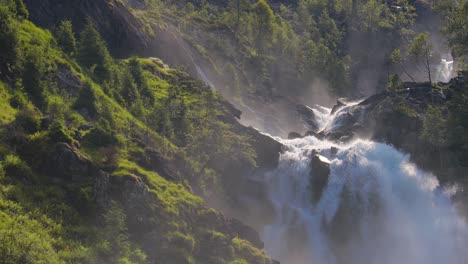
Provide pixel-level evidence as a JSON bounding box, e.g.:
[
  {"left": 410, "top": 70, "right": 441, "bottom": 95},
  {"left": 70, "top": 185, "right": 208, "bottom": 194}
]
[{"left": 261, "top": 103, "right": 468, "bottom": 264}]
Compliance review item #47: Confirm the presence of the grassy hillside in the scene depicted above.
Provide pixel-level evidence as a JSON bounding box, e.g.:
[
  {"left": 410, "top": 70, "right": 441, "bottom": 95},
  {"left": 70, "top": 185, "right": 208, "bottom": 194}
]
[{"left": 0, "top": 1, "right": 278, "bottom": 263}]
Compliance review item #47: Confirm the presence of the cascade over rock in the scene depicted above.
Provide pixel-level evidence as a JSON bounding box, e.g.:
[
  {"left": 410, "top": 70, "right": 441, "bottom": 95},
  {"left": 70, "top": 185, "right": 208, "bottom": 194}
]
[{"left": 257, "top": 95, "right": 468, "bottom": 264}]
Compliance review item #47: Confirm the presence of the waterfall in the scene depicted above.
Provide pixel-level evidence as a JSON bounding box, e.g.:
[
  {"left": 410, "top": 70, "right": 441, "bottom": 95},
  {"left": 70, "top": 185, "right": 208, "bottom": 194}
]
[
  {"left": 436, "top": 58, "right": 454, "bottom": 83},
  {"left": 261, "top": 104, "right": 468, "bottom": 264}
]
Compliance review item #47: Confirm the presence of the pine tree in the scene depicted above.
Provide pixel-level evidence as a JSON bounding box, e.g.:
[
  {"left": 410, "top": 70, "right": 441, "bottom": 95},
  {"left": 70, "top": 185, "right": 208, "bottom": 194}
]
[
  {"left": 0, "top": 6, "right": 18, "bottom": 78},
  {"left": 55, "top": 20, "right": 76, "bottom": 55},
  {"left": 77, "top": 21, "right": 112, "bottom": 82},
  {"left": 253, "top": 0, "right": 275, "bottom": 54}
]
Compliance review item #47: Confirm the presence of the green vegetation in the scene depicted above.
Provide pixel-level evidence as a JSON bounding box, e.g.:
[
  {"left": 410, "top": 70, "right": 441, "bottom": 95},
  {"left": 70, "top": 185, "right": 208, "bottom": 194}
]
[
  {"left": 133, "top": 0, "right": 416, "bottom": 97},
  {"left": 0, "top": 0, "right": 466, "bottom": 263},
  {"left": 435, "top": 0, "right": 468, "bottom": 66},
  {"left": 0, "top": 1, "right": 272, "bottom": 263},
  {"left": 55, "top": 20, "right": 77, "bottom": 56}
]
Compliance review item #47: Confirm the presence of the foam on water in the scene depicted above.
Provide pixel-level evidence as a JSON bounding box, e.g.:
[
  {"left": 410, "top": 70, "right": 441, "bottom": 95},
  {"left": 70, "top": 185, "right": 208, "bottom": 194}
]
[
  {"left": 436, "top": 58, "right": 454, "bottom": 83},
  {"left": 261, "top": 105, "right": 468, "bottom": 264}
]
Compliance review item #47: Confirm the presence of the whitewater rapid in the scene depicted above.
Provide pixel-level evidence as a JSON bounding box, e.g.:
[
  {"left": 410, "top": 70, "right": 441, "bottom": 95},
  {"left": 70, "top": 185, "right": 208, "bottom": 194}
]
[{"left": 261, "top": 104, "right": 468, "bottom": 264}]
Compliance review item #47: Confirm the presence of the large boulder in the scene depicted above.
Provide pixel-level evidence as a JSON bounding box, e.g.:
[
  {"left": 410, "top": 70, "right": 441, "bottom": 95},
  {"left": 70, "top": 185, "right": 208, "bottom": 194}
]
[
  {"left": 331, "top": 98, "right": 346, "bottom": 114},
  {"left": 310, "top": 153, "right": 331, "bottom": 204},
  {"left": 296, "top": 104, "right": 319, "bottom": 132},
  {"left": 288, "top": 132, "right": 302, "bottom": 139}
]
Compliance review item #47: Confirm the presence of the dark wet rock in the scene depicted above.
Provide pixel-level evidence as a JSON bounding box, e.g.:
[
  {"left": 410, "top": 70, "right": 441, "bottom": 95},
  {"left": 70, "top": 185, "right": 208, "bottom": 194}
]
[
  {"left": 40, "top": 116, "right": 53, "bottom": 130},
  {"left": 288, "top": 132, "right": 302, "bottom": 139},
  {"left": 94, "top": 170, "right": 111, "bottom": 209},
  {"left": 330, "top": 147, "right": 339, "bottom": 156},
  {"left": 331, "top": 98, "right": 346, "bottom": 114},
  {"left": 23, "top": 0, "right": 151, "bottom": 58},
  {"left": 73, "top": 130, "right": 83, "bottom": 141},
  {"left": 226, "top": 218, "right": 264, "bottom": 249},
  {"left": 56, "top": 64, "right": 83, "bottom": 94},
  {"left": 239, "top": 126, "right": 282, "bottom": 170},
  {"left": 310, "top": 153, "right": 331, "bottom": 204},
  {"left": 141, "top": 147, "right": 179, "bottom": 181},
  {"left": 305, "top": 130, "right": 325, "bottom": 139},
  {"left": 111, "top": 174, "right": 152, "bottom": 228},
  {"left": 296, "top": 104, "right": 319, "bottom": 132},
  {"left": 46, "top": 143, "right": 93, "bottom": 182}
]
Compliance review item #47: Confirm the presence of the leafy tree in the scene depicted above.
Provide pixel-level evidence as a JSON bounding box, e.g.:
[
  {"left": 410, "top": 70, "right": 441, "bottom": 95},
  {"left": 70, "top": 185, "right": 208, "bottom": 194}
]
[
  {"left": 356, "top": 0, "right": 391, "bottom": 32},
  {"left": 387, "top": 73, "right": 403, "bottom": 91},
  {"left": 0, "top": 6, "right": 18, "bottom": 78},
  {"left": 409, "top": 33, "right": 433, "bottom": 83},
  {"left": 77, "top": 21, "right": 112, "bottom": 82},
  {"left": 435, "top": 0, "right": 468, "bottom": 60},
  {"left": 421, "top": 105, "right": 447, "bottom": 167},
  {"left": 318, "top": 10, "right": 341, "bottom": 51},
  {"left": 423, "top": 106, "right": 446, "bottom": 144},
  {"left": 390, "top": 48, "right": 415, "bottom": 82},
  {"left": 55, "top": 20, "right": 77, "bottom": 55},
  {"left": 296, "top": 0, "right": 312, "bottom": 35},
  {"left": 253, "top": 0, "right": 275, "bottom": 54}
]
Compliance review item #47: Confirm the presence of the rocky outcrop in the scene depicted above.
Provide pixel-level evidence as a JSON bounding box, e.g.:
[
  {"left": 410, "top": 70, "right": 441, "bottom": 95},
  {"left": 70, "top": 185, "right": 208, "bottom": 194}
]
[
  {"left": 316, "top": 77, "right": 468, "bottom": 187},
  {"left": 310, "top": 153, "right": 331, "bottom": 204},
  {"left": 331, "top": 98, "right": 346, "bottom": 114},
  {"left": 56, "top": 64, "right": 83, "bottom": 95},
  {"left": 321, "top": 82, "right": 446, "bottom": 144},
  {"left": 288, "top": 132, "right": 302, "bottom": 139},
  {"left": 46, "top": 143, "right": 93, "bottom": 182},
  {"left": 94, "top": 170, "right": 111, "bottom": 209},
  {"left": 23, "top": 0, "right": 151, "bottom": 57},
  {"left": 296, "top": 104, "right": 319, "bottom": 132}
]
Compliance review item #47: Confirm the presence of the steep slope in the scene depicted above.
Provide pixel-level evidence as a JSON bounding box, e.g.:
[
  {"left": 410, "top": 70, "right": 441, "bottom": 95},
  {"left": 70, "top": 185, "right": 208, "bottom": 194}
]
[
  {"left": 22, "top": 0, "right": 424, "bottom": 137},
  {"left": 0, "top": 2, "right": 281, "bottom": 263}
]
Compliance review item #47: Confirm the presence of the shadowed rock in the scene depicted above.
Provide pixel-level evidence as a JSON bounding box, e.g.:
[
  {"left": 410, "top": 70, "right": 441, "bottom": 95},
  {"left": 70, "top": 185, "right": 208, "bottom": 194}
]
[
  {"left": 296, "top": 104, "right": 319, "bottom": 132},
  {"left": 310, "top": 153, "right": 331, "bottom": 204}
]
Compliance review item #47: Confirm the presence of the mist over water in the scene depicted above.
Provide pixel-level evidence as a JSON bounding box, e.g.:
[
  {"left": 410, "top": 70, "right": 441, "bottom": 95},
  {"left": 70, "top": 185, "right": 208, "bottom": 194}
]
[
  {"left": 436, "top": 58, "right": 454, "bottom": 83},
  {"left": 260, "top": 104, "right": 468, "bottom": 264}
]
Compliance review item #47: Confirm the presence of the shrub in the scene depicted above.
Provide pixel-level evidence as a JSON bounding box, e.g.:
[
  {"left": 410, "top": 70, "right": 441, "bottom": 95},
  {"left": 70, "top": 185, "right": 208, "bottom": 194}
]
[
  {"left": 84, "top": 119, "right": 118, "bottom": 147},
  {"left": 168, "top": 231, "right": 196, "bottom": 253},
  {"left": 3, "top": 154, "right": 33, "bottom": 182},
  {"left": 73, "top": 81, "right": 97, "bottom": 117},
  {"left": 48, "top": 120, "right": 74, "bottom": 144},
  {"left": 9, "top": 90, "right": 27, "bottom": 109},
  {"left": 14, "top": 106, "right": 41, "bottom": 134}
]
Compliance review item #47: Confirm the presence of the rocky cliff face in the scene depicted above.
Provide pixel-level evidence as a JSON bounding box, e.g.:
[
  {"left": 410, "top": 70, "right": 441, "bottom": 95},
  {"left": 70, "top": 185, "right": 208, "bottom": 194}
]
[{"left": 23, "top": 0, "right": 151, "bottom": 58}]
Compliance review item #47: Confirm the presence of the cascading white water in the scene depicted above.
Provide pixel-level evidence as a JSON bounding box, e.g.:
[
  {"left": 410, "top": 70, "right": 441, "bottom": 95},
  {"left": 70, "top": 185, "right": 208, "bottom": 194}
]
[
  {"left": 436, "top": 58, "right": 454, "bottom": 83},
  {"left": 261, "top": 104, "right": 468, "bottom": 264}
]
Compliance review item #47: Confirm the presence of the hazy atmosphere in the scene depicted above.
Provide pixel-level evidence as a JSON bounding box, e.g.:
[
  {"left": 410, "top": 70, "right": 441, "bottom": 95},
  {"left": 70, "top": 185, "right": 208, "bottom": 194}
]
[{"left": 0, "top": 0, "right": 467, "bottom": 263}]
